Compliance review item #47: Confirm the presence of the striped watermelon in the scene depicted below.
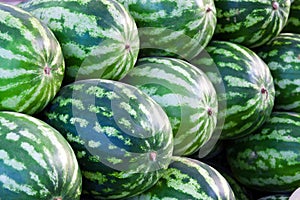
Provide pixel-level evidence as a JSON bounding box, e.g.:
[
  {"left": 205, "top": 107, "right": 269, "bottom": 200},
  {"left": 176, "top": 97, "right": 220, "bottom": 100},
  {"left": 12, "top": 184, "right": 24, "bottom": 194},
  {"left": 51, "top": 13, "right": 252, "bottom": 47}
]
[
  {"left": 20, "top": 0, "right": 139, "bottom": 84},
  {"left": 226, "top": 112, "right": 300, "bottom": 192},
  {"left": 283, "top": 0, "right": 300, "bottom": 33},
  {"left": 213, "top": 0, "right": 291, "bottom": 48},
  {"left": 0, "top": 3, "right": 64, "bottom": 114},
  {"left": 121, "top": 57, "right": 218, "bottom": 156},
  {"left": 0, "top": 111, "right": 82, "bottom": 199},
  {"left": 42, "top": 79, "right": 174, "bottom": 199},
  {"left": 255, "top": 33, "right": 300, "bottom": 112},
  {"left": 127, "top": 156, "right": 235, "bottom": 200},
  {"left": 191, "top": 40, "right": 275, "bottom": 139},
  {"left": 116, "top": 0, "right": 217, "bottom": 60}
]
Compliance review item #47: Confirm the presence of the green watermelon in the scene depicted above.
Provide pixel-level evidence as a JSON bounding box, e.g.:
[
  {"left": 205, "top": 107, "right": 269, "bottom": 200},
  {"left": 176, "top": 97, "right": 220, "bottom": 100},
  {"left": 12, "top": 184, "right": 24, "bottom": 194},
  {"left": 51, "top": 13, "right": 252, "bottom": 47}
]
[
  {"left": 121, "top": 57, "right": 218, "bottom": 156},
  {"left": 20, "top": 0, "right": 139, "bottom": 84},
  {"left": 0, "top": 111, "right": 82, "bottom": 199},
  {"left": 126, "top": 156, "right": 235, "bottom": 200},
  {"left": 42, "top": 79, "right": 174, "bottom": 199},
  {"left": 255, "top": 33, "right": 300, "bottom": 112},
  {"left": 0, "top": 3, "right": 64, "bottom": 114},
  {"left": 213, "top": 0, "right": 291, "bottom": 48},
  {"left": 283, "top": 0, "right": 300, "bottom": 33},
  {"left": 116, "top": 0, "right": 217, "bottom": 60},
  {"left": 191, "top": 40, "right": 275, "bottom": 139},
  {"left": 226, "top": 112, "right": 300, "bottom": 192}
]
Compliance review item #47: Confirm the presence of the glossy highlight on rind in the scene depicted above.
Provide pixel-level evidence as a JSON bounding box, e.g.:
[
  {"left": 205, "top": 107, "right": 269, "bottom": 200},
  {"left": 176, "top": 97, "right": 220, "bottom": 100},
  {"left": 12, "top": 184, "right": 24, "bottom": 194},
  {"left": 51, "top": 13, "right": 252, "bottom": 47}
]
[
  {"left": 116, "top": 0, "right": 217, "bottom": 60},
  {"left": 121, "top": 57, "right": 218, "bottom": 156},
  {"left": 0, "top": 111, "right": 82, "bottom": 200},
  {"left": 0, "top": 3, "right": 65, "bottom": 114},
  {"left": 19, "top": 0, "right": 140, "bottom": 84},
  {"left": 42, "top": 79, "right": 174, "bottom": 199},
  {"left": 192, "top": 40, "right": 275, "bottom": 139}
]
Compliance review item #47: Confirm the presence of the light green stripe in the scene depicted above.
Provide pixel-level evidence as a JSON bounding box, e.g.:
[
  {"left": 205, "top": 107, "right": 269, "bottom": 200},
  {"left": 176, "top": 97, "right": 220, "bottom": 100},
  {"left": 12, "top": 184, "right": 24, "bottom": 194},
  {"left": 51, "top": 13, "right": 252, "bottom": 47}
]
[
  {"left": 151, "top": 94, "right": 199, "bottom": 109},
  {"left": 0, "top": 116, "right": 18, "bottom": 130},
  {"left": 128, "top": 66, "right": 194, "bottom": 91},
  {"left": 165, "top": 168, "right": 213, "bottom": 200},
  {"left": 276, "top": 101, "right": 300, "bottom": 110},
  {"left": 0, "top": 174, "right": 37, "bottom": 196},
  {"left": 6, "top": 132, "right": 20, "bottom": 141},
  {"left": 269, "top": 116, "right": 300, "bottom": 126},
  {"left": 224, "top": 76, "right": 256, "bottom": 88},
  {"left": 243, "top": 173, "right": 300, "bottom": 186},
  {"left": 29, "top": 171, "right": 50, "bottom": 196},
  {"left": 20, "top": 142, "right": 48, "bottom": 171},
  {"left": 0, "top": 31, "right": 12, "bottom": 41},
  {"left": 0, "top": 150, "right": 26, "bottom": 171},
  {"left": 11, "top": 86, "right": 39, "bottom": 114},
  {"left": 0, "top": 48, "right": 30, "bottom": 62}
]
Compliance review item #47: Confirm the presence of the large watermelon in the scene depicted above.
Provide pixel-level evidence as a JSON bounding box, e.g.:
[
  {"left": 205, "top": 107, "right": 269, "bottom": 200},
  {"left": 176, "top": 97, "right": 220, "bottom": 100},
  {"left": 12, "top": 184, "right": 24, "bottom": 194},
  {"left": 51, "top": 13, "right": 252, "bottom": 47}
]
[
  {"left": 0, "top": 111, "right": 82, "bottom": 199},
  {"left": 283, "top": 0, "right": 300, "bottom": 33},
  {"left": 116, "top": 0, "right": 217, "bottom": 60},
  {"left": 121, "top": 57, "right": 218, "bottom": 156},
  {"left": 213, "top": 0, "right": 291, "bottom": 48},
  {"left": 42, "top": 79, "right": 174, "bottom": 199},
  {"left": 20, "top": 0, "right": 139, "bottom": 84},
  {"left": 255, "top": 33, "right": 300, "bottom": 112},
  {"left": 226, "top": 112, "right": 300, "bottom": 192},
  {"left": 0, "top": 3, "right": 64, "bottom": 114},
  {"left": 127, "top": 156, "right": 235, "bottom": 200},
  {"left": 191, "top": 40, "right": 275, "bottom": 139}
]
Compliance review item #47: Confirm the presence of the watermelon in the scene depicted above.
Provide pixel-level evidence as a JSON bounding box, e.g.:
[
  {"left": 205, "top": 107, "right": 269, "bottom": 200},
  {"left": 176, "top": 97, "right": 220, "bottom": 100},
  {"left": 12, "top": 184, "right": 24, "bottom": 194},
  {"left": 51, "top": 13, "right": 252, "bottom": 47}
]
[
  {"left": 0, "top": 111, "right": 82, "bottom": 199},
  {"left": 19, "top": 0, "right": 139, "bottom": 84},
  {"left": 213, "top": 0, "right": 291, "bottom": 48},
  {"left": 191, "top": 40, "right": 275, "bottom": 139},
  {"left": 126, "top": 156, "right": 235, "bottom": 200},
  {"left": 121, "top": 57, "right": 218, "bottom": 156},
  {"left": 255, "top": 33, "right": 300, "bottom": 112},
  {"left": 283, "top": 0, "right": 300, "bottom": 33},
  {"left": 42, "top": 79, "right": 174, "bottom": 199},
  {"left": 116, "top": 0, "right": 217, "bottom": 60},
  {"left": 0, "top": 3, "right": 64, "bottom": 114},
  {"left": 226, "top": 112, "right": 300, "bottom": 192}
]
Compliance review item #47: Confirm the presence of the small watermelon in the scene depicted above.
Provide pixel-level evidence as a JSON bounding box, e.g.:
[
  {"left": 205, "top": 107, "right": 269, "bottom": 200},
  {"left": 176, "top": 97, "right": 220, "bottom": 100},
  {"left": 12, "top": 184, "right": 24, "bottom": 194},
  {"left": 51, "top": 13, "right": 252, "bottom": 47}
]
[
  {"left": 0, "top": 3, "right": 64, "bottom": 114},
  {"left": 20, "top": 0, "right": 140, "bottom": 84}
]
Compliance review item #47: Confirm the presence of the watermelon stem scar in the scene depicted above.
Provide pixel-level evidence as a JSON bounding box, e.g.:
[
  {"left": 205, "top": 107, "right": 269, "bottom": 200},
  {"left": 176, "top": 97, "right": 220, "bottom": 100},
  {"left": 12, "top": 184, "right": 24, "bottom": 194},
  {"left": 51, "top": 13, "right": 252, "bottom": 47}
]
[
  {"left": 207, "top": 108, "right": 213, "bottom": 116},
  {"left": 149, "top": 152, "right": 157, "bottom": 162},
  {"left": 44, "top": 65, "right": 51, "bottom": 75},
  {"left": 272, "top": 1, "right": 279, "bottom": 10},
  {"left": 261, "top": 88, "right": 269, "bottom": 100},
  {"left": 206, "top": 7, "right": 212, "bottom": 13},
  {"left": 125, "top": 44, "right": 131, "bottom": 51}
]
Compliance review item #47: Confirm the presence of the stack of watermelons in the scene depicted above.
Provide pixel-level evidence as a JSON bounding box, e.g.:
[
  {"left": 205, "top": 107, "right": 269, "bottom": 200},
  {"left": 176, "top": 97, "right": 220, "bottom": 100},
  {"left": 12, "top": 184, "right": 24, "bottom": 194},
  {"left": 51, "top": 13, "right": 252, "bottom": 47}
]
[{"left": 0, "top": 0, "right": 299, "bottom": 199}]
